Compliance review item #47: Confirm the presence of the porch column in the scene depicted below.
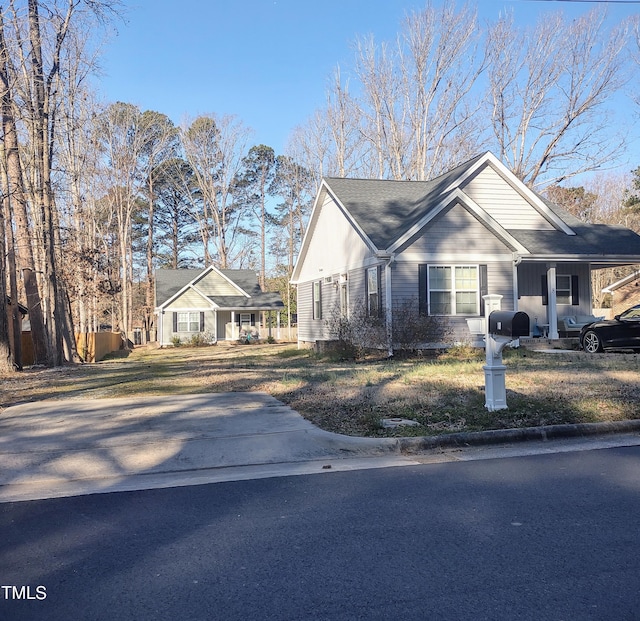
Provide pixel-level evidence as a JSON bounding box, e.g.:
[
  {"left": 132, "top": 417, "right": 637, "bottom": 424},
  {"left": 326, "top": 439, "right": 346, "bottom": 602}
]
[
  {"left": 547, "top": 264, "right": 559, "bottom": 339},
  {"left": 231, "top": 311, "right": 236, "bottom": 340},
  {"left": 159, "top": 311, "right": 164, "bottom": 347},
  {"left": 213, "top": 310, "right": 217, "bottom": 342}
]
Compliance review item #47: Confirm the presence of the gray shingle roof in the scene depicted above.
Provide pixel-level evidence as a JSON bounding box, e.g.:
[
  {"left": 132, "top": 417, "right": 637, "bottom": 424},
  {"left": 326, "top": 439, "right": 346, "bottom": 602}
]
[
  {"left": 155, "top": 268, "right": 284, "bottom": 309},
  {"left": 155, "top": 269, "right": 198, "bottom": 306},
  {"left": 323, "top": 153, "right": 640, "bottom": 260},
  {"left": 508, "top": 225, "right": 640, "bottom": 258},
  {"left": 208, "top": 294, "right": 284, "bottom": 309},
  {"left": 324, "top": 154, "right": 484, "bottom": 249}
]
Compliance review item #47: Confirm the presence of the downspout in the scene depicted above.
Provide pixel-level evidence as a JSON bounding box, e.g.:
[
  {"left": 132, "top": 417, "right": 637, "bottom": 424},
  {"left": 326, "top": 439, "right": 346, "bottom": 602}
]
[
  {"left": 513, "top": 255, "right": 521, "bottom": 312},
  {"left": 382, "top": 254, "right": 395, "bottom": 357}
]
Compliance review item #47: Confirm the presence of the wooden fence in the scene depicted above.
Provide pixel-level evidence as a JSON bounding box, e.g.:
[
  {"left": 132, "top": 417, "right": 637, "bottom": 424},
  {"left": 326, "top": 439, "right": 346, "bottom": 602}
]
[
  {"left": 20, "top": 331, "right": 124, "bottom": 365},
  {"left": 76, "top": 332, "right": 125, "bottom": 363}
]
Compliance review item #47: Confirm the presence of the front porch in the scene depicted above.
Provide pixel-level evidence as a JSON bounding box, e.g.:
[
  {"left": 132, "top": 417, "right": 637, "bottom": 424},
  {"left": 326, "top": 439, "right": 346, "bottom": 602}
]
[{"left": 519, "top": 336, "right": 581, "bottom": 351}]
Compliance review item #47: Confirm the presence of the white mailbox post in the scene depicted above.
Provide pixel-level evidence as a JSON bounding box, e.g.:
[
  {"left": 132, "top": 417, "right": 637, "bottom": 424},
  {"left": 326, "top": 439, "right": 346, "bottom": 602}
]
[
  {"left": 483, "top": 295, "right": 507, "bottom": 411},
  {"left": 482, "top": 294, "right": 529, "bottom": 411}
]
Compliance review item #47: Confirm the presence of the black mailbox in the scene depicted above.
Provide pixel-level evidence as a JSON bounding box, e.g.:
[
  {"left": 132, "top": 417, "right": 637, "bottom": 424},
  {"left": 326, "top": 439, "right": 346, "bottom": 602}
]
[{"left": 488, "top": 310, "right": 530, "bottom": 338}]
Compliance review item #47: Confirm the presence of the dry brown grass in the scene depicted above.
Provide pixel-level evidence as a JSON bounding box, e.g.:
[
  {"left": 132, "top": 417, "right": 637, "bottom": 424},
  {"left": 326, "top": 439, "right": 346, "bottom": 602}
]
[{"left": 2, "top": 342, "right": 639, "bottom": 437}]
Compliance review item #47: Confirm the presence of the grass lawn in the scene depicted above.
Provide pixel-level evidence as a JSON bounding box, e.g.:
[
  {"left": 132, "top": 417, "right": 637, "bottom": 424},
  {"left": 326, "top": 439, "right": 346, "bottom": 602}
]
[{"left": 2, "top": 342, "right": 639, "bottom": 437}]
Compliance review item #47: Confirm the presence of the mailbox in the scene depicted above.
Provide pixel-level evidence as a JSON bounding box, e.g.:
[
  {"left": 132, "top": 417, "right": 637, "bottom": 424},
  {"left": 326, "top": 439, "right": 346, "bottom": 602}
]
[{"left": 488, "top": 310, "right": 529, "bottom": 338}]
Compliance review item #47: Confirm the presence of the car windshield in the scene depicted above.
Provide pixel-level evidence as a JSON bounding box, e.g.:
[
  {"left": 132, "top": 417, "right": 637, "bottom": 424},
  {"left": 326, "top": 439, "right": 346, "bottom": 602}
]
[{"left": 620, "top": 306, "right": 640, "bottom": 320}]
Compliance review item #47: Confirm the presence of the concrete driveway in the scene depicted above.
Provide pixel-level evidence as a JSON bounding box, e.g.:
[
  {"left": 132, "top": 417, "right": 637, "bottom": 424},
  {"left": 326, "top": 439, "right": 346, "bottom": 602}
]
[
  {"left": 3, "top": 392, "right": 640, "bottom": 503},
  {"left": 0, "top": 392, "right": 413, "bottom": 502}
]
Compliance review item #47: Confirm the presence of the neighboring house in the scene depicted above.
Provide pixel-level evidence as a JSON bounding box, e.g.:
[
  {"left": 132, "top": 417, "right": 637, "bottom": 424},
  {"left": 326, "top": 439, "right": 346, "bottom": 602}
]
[
  {"left": 602, "top": 270, "right": 640, "bottom": 317},
  {"left": 155, "top": 266, "right": 284, "bottom": 346},
  {"left": 291, "top": 152, "right": 640, "bottom": 352}
]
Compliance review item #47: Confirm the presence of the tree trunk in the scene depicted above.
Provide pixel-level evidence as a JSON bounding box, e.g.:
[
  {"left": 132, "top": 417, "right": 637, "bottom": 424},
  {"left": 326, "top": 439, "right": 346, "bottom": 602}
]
[
  {"left": 0, "top": 10, "right": 50, "bottom": 365},
  {"left": 1, "top": 147, "right": 21, "bottom": 370},
  {"left": 0, "top": 173, "right": 12, "bottom": 372},
  {"left": 145, "top": 175, "right": 155, "bottom": 343}
]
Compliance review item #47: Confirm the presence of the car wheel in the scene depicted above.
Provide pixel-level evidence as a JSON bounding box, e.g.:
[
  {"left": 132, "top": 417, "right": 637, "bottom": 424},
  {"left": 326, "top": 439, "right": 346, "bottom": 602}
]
[{"left": 582, "top": 330, "right": 603, "bottom": 353}]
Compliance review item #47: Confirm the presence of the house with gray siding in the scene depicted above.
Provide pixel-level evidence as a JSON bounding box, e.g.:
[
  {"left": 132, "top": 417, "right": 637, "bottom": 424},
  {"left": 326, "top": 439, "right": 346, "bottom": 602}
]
[
  {"left": 155, "top": 266, "right": 284, "bottom": 346},
  {"left": 291, "top": 152, "right": 640, "bottom": 352}
]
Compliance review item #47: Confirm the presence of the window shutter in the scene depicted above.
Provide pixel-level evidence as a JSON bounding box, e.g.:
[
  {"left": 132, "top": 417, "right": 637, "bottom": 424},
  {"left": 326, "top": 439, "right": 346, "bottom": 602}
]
[
  {"left": 251, "top": 313, "right": 256, "bottom": 324},
  {"left": 419, "top": 265, "right": 427, "bottom": 316},
  {"left": 479, "top": 265, "right": 488, "bottom": 316},
  {"left": 200, "top": 312, "right": 205, "bottom": 332},
  {"left": 236, "top": 314, "right": 241, "bottom": 326},
  {"left": 172, "top": 312, "right": 177, "bottom": 332},
  {"left": 377, "top": 266, "right": 383, "bottom": 316},
  {"left": 571, "top": 275, "right": 579, "bottom": 306},
  {"left": 541, "top": 275, "right": 548, "bottom": 306}
]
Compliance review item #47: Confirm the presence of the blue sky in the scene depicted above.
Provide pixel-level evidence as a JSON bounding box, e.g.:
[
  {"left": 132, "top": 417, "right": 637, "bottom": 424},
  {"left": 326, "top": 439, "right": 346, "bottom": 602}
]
[{"left": 98, "top": 0, "right": 640, "bottom": 167}]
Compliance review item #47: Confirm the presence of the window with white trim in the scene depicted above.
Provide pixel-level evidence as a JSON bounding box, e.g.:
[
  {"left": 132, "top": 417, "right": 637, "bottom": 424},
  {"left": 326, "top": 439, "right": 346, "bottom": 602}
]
[
  {"left": 340, "top": 282, "right": 349, "bottom": 316},
  {"left": 367, "top": 267, "right": 379, "bottom": 316},
  {"left": 313, "top": 281, "right": 322, "bottom": 319},
  {"left": 177, "top": 312, "right": 200, "bottom": 332},
  {"left": 556, "top": 275, "right": 572, "bottom": 305},
  {"left": 428, "top": 265, "right": 479, "bottom": 315}
]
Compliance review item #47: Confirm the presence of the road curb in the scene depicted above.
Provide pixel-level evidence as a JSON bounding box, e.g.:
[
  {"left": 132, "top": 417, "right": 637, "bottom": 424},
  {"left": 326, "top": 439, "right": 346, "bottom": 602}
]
[{"left": 397, "top": 419, "right": 640, "bottom": 453}]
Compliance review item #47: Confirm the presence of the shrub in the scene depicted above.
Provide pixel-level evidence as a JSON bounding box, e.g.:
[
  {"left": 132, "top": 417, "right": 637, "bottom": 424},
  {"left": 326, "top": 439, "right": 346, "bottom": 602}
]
[
  {"left": 326, "top": 298, "right": 453, "bottom": 359},
  {"left": 170, "top": 335, "right": 182, "bottom": 347},
  {"left": 189, "top": 333, "right": 208, "bottom": 347},
  {"left": 392, "top": 299, "right": 452, "bottom": 352},
  {"left": 325, "top": 300, "right": 387, "bottom": 360}
]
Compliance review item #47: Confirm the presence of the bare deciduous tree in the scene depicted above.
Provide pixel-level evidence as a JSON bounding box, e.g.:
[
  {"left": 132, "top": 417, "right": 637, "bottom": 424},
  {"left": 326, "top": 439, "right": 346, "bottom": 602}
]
[
  {"left": 181, "top": 114, "right": 252, "bottom": 268},
  {"left": 486, "top": 7, "right": 630, "bottom": 188}
]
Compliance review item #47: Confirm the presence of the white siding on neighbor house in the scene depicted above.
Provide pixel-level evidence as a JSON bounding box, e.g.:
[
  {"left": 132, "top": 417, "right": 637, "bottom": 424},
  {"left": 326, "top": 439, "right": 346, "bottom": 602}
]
[
  {"left": 296, "top": 194, "right": 374, "bottom": 283},
  {"left": 195, "top": 271, "right": 244, "bottom": 296},
  {"left": 461, "top": 165, "right": 555, "bottom": 230},
  {"left": 398, "top": 202, "right": 515, "bottom": 257},
  {"left": 165, "top": 287, "right": 211, "bottom": 310},
  {"left": 217, "top": 311, "right": 231, "bottom": 339},
  {"left": 159, "top": 310, "right": 216, "bottom": 345}
]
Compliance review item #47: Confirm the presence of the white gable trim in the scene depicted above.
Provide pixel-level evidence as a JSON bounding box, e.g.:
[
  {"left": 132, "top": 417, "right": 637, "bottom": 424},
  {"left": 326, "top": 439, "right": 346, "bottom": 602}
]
[
  {"left": 602, "top": 270, "right": 640, "bottom": 293},
  {"left": 291, "top": 179, "right": 379, "bottom": 283},
  {"left": 445, "top": 152, "right": 575, "bottom": 236},
  {"left": 157, "top": 265, "right": 249, "bottom": 310},
  {"left": 386, "top": 188, "right": 529, "bottom": 255}
]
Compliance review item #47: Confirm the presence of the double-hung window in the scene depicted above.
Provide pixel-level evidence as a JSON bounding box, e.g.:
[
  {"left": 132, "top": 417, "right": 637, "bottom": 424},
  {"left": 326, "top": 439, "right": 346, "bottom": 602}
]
[
  {"left": 340, "top": 281, "right": 349, "bottom": 317},
  {"left": 367, "top": 267, "right": 380, "bottom": 317},
  {"left": 428, "top": 265, "right": 479, "bottom": 315},
  {"left": 313, "top": 281, "right": 322, "bottom": 320},
  {"left": 177, "top": 311, "right": 200, "bottom": 332},
  {"left": 556, "top": 275, "right": 572, "bottom": 305},
  {"left": 541, "top": 274, "right": 579, "bottom": 306}
]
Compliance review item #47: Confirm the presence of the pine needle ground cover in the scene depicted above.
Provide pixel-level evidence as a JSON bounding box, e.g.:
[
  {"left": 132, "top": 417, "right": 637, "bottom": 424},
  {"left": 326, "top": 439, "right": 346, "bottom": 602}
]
[{"left": 2, "top": 344, "right": 639, "bottom": 438}]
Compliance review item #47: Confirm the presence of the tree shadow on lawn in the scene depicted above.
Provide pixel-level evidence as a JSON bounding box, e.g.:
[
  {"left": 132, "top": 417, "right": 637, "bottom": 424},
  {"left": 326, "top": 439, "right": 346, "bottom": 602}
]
[{"left": 3, "top": 345, "right": 640, "bottom": 439}]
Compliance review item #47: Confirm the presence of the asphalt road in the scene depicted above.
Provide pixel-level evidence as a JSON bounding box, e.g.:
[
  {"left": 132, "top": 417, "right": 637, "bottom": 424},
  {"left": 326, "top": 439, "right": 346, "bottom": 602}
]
[{"left": 2, "top": 446, "right": 640, "bottom": 621}]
